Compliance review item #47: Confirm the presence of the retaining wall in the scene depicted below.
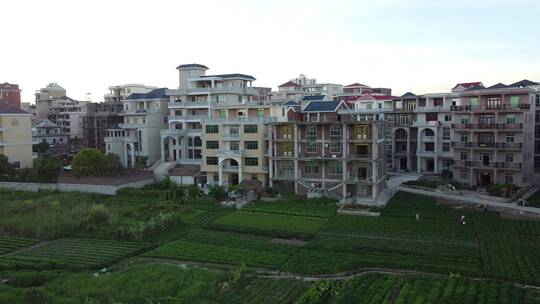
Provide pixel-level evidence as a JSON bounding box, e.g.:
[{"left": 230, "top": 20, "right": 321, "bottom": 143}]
[{"left": 0, "top": 178, "right": 155, "bottom": 195}]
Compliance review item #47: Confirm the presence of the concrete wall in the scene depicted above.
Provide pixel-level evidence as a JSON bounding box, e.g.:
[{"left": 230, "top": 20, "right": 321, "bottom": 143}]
[
  {"left": 0, "top": 178, "right": 155, "bottom": 195},
  {"left": 0, "top": 114, "right": 33, "bottom": 168}
]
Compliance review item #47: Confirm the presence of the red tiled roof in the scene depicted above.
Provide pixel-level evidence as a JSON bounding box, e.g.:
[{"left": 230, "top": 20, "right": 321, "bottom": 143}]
[
  {"left": 0, "top": 102, "right": 27, "bottom": 114},
  {"left": 278, "top": 81, "right": 301, "bottom": 87},
  {"left": 343, "top": 96, "right": 361, "bottom": 102},
  {"left": 0, "top": 82, "right": 19, "bottom": 90},
  {"left": 454, "top": 82, "right": 482, "bottom": 88},
  {"left": 344, "top": 83, "right": 370, "bottom": 88}
]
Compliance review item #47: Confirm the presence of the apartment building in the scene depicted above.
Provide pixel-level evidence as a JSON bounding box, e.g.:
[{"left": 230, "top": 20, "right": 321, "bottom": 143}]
[
  {"left": 163, "top": 64, "right": 264, "bottom": 170},
  {"left": 105, "top": 88, "right": 169, "bottom": 167},
  {"left": 35, "top": 82, "right": 67, "bottom": 119},
  {"left": 451, "top": 83, "right": 536, "bottom": 187},
  {"left": 21, "top": 103, "right": 37, "bottom": 119},
  {"left": 0, "top": 83, "right": 21, "bottom": 108},
  {"left": 387, "top": 92, "right": 457, "bottom": 174},
  {"left": 269, "top": 100, "right": 387, "bottom": 203},
  {"left": 0, "top": 103, "right": 33, "bottom": 168},
  {"left": 291, "top": 74, "right": 316, "bottom": 86},
  {"left": 82, "top": 101, "right": 123, "bottom": 150},
  {"left": 273, "top": 81, "right": 305, "bottom": 101},
  {"left": 104, "top": 84, "right": 157, "bottom": 103}
]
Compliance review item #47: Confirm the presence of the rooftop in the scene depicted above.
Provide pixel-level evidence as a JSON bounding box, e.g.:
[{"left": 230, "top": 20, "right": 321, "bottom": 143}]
[
  {"left": 278, "top": 81, "right": 301, "bottom": 88},
  {"left": 176, "top": 63, "right": 209, "bottom": 70},
  {"left": 301, "top": 95, "right": 326, "bottom": 101},
  {"left": 126, "top": 88, "right": 169, "bottom": 100},
  {"left": 344, "top": 83, "right": 370, "bottom": 88},
  {"left": 201, "top": 73, "right": 256, "bottom": 81},
  {"left": 0, "top": 102, "right": 28, "bottom": 114},
  {"left": 303, "top": 100, "right": 344, "bottom": 112}
]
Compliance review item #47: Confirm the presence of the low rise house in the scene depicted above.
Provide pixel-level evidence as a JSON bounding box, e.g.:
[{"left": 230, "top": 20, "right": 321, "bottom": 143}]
[{"left": 0, "top": 102, "right": 33, "bottom": 168}]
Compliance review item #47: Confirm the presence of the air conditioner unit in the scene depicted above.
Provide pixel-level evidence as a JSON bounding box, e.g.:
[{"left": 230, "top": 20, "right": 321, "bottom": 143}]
[
  {"left": 325, "top": 143, "right": 329, "bottom": 147},
  {"left": 332, "top": 155, "right": 336, "bottom": 158}
]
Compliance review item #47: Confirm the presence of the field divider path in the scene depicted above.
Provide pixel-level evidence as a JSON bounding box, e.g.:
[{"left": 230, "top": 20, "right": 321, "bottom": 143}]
[
  {"left": 318, "top": 232, "right": 478, "bottom": 247},
  {"left": 135, "top": 256, "right": 540, "bottom": 290},
  {"left": 2, "top": 239, "right": 57, "bottom": 257}
]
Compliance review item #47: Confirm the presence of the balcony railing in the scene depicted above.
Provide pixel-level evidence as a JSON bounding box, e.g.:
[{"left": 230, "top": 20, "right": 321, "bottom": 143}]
[
  {"left": 348, "top": 154, "right": 372, "bottom": 160},
  {"left": 452, "top": 142, "right": 522, "bottom": 149},
  {"left": 453, "top": 161, "right": 522, "bottom": 169},
  {"left": 223, "top": 133, "right": 240, "bottom": 139},
  {"left": 222, "top": 165, "right": 240, "bottom": 172},
  {"left": 450, "top": 104, "right": 531, "bottom": 112},
  {"left": 452, "top": 123, "right": 523, "bottom": 129},
  {"left": 218, "top": 149, "right": 245, "bottom": 157},
  {"left": 421, "top": 136, "right": 435, "bottom": 141}
]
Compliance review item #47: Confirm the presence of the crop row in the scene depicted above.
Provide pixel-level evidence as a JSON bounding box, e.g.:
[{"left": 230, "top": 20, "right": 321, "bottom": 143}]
[
  {"left": 211, "top": 211, "right": 327, "bottom": 236},
  {"left": 223, "top": 277, "right": 310, "bottom": 304},
  {"left": 0, "top": 235, "right": 38, "bottom": 255},
  {"left": 382, "top": 192, "right": 465, "bottom": 222},
  {"left": 242, "top": 199, "right": 337, "bottom": 218},
  {"left": 2, "top": 238, "right": 148, "bottom": 269}
]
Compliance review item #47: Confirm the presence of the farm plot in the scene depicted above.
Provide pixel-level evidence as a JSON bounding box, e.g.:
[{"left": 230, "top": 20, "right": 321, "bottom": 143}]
[
  {"left": 2, "top": 238, "right": 148, "bottom": 269},
  {"left": 0, "top": 235, "right": 38, "bottom": 255},
  {"left": 382, "top": 191, "right": 466, "bottom": 221},
  {"left": 210, "top": 211, "right": 327, "bottom": 237},
  {"left": 145, "top": 229, "right": 299, "bottom": 268},
  {"left": 282, "top": 233, "right": 482, "bottom": 275},
  {"left": 324, "top": 214, "right": 476, "bottom": 244},
  {"left": 242, "top": 197, "right": 337, "bottom": 218},
  {"left": 222, "top": 277, "right": 310, "bottom": 304}
]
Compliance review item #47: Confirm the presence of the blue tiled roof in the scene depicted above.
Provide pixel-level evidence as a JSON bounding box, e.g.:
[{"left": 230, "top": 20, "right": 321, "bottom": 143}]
[
  {"left": 201, "top": 74, "right": 256, "bottom": 81},
  {"left": 176, "top": 63, "right": 208, "bottom": 69},
  {"left": 303, "top": 100, "right": 341, "bottom": 112},
  {"left": 401, "top": 92, "right": 417, "bottom": 98},
  {"left": 509, "top": 79, "right": 539, "bottom": 88},
  {"left": 488, "top": 83, "right": 507, "bottom": 89},
  {"left": 283, "top": 100, "right": 299, "bottom": 106},
  {"left": 301, "top": 95, "right": 326, "bottom": 101},
  {"left": 126, "top": 88, "right": 169, "bottom": 100},
  {"left": 464, "top": 85, "right": 487, "bottom": 91}
]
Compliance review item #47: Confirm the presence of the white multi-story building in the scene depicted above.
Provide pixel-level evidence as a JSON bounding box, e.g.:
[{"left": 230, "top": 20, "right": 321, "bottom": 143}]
[
  {"left": 104, "top": 84, "right": 158, "bottom": 103},
  {"left": 290, "top": 74, "right": 316, "bottom": 86},
  {"left": 105, "top": 88, "right": 169, "bottom": 167},
  {"left": 32, "top": 118, "right": 68, "bottom": 145}
]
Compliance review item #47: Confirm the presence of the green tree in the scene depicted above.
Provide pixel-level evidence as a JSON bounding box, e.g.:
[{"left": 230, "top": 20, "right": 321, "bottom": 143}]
[
  {"left": 0, "top": 154, "right": 13, "bottom": 177},
  {"left": 71, "top": 148, "right": 107, "bottom": 177},
  {"left": 208, "top": 185, "right": 228, "bottom": 201},
  {"left": 104, "top": 153, "right": 123, "bottom": 177},
  {"left": 33, "top": 155, "right": 63, "bottom": 182},
  {"left": 32, "top": 142, "right": 50, "bottom": 154}
]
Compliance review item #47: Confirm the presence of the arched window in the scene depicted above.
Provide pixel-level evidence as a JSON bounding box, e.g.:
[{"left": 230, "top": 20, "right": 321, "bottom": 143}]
[
  {"left": 194, "top": 137, "right": 202, "bottom": 147},
  {"left": 425, "top": 129, "right": 435, "bottom": 136}
]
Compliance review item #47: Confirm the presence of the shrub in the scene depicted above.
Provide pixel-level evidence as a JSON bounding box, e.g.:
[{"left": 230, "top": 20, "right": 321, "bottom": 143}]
[
  {"left": 71, "top": 149, "right": 107, "bottom": 177},
  {"left": 0, "top": 154, "right": 13, "bottom": 176},
  {"left": 33, "top": 155, "right": 63, "bottom": 182},
  {"left": 209, "top": 185, "right": 228, "bottom": 201},
  {"left": 103, "top": 153, "right": 123, "bottom": 177},
  {"left": 488, "top": 183, "right": 519, "bottom": 197},
  {"left": 135, "top": 156, "right": 148, "bottom": 169},
  {"left": 87, "top": 204, "right": 110, "bottom": 224}
]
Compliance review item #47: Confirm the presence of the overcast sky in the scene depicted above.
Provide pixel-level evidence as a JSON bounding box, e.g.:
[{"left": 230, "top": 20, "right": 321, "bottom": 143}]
[{"left": 2, "top": 0, "right": 540, "bottom": 102}]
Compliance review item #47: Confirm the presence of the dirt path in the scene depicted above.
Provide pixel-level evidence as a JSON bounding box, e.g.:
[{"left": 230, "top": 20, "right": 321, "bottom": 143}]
[{"left": 1, "top": 239, "right": 55, "bottom": 256}]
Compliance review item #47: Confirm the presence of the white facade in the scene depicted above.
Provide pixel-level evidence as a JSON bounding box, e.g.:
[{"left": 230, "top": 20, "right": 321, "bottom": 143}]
[{"left": 32, "top": 118, "right": 68, "bottom": 145}]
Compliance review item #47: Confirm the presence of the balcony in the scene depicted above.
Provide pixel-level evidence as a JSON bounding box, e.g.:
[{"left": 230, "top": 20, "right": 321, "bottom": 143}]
[
  {"left": 169, "top": 115, "right": 208, "bottom": 122},
  {"left": 168, "top": 101, "right": 210, "bottom": 108},
  {"left": 218, "top": 149, "right": 245, "bottom": 157},
  {"left": 223, "top": 133, "right": 240, "bottom": 140},
  {"left": 452, "top": 123, "right": 523, "bottom": 130},
  {"left": 347, "top": 154, "right": 372, "bottom": 160},
  {"left": 201, "top": 117, "right": 275, "bottom": 124},
  {"left": 450, "top": 103, "right": 531, "bottom": 112},
  {"left": 452, "top": 142, "right": 522, "bottom": 149},
  {"left": 421, "top": 136, "right": 435, "bottom": 142},
  {"left": 222, "top": 165, "right": 240, "bottom": 172},
  {"left": 453, "top": 161, "right": 522, "bottom": 170}
]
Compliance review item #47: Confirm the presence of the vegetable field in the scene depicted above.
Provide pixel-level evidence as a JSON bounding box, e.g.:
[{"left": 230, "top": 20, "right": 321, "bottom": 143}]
[
  {"left": 242, "top": 197, "right": 337, "bottom": 218},
  {"left": 145, "top": 229, "right": 299, "bottom": 268},
  {"left": 0, "top": 235, "right": 37, "bottom": 255},
  {"left": 2, "top": 238, "right": 148, "bottom": 269},
  {"left": 223, "top": 277, "right": 310, "bottom": 304}
]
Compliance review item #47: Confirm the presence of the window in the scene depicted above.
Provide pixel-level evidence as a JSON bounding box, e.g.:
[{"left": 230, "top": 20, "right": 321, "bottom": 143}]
[
  {"left": 163, "top": 116, "right": 168, "bottom": 124},
  {"left": 219, "top": 110, "right": 227, "bottom": 118},
  {"left": 245, "top": 158, "right": 258, "bottom": 166},
  {"left": 218, "top": 95, "right": 226, "bottom": 102},
  {"left": 460, "top": 169, "right": 468, "bottom": 180},
  {"left": 460, "top": 133, "right": 469, "bottom": 143},
  {"left": 433, "top": 98, "right": 443, "bottom": 107},
  {"left": 443, "top": 142, "right": 450, "bottom": 152},
  {"left": 444, "top": 114, "right": 452, "bottom": 122},
  {"left": 426, "top": 113, "right": 438, "bottom": 121},
  {"left": 230, "top": 142, "right": 239, "bottom": 150},
  {"left": 244, "top": 125, "right": 258, "bottom": 133},
  {"left": 305, "top": 162, "right": 319, "bottom": 174},
  {"left": 328, "top": 162, "right": 342, "bottom": 176},
  {"left": 460, "top": 115, "right": 470, "bottom": 124},
  {"left": 142, "top": 118, "right": 146, "bottom": 124},
  {"left": 282, "top": 126, "right": 293, "bottom": 139},
  {"left": 418, "top": 99, "right": 426, "bottom": 107},
  {"left": 505, "top": 173, "right": 513, "bottom": 184},
  {"left": 257, "top": 109, "right": 265, "bottom": 118},
  {"left": 206, "top": 141, "right": 219, "bottom": 149},
  {"left": 505, "top": 154, "right": 514, "bottom": 163},
  {"left": 506, "top": 114, "right": 516, "bottom": 125},
  {"left": 443, "top": 127, "right": 450, "bottom": 140},
  {"left": 510, "top": 96, "right": 519, "bottom": 107},
  {"left": 470, "top": 97, "right": 479, "bottom": 109},
  {"left": 479, "top": 134, "right": 494, "bottom": 145},
  {"left": 506, "top": 134, "right": 515, "bottom": 143},
  {"left": 307, "top": 125, "right": 317, "bottom": 153},
  {"left": 354, "top": 125, "right": 369, "bottom": 140},
  {"left": 206, "top": 157, "right": 218, "bottom": 165},
  {"left": 206, "top": 125, "right": 218, "bottom": 133},
  {"left": 245, "top": 141, "right": 258, "bottom": 150},
  {"left": 330, "top": 125, "right": 341, "bottom": 153},
  {"left": 460, "top": 152, "right": 468, "bottom": 161},
  {"left": 283, "top": 143, "right": 293, "bottom": 156}
]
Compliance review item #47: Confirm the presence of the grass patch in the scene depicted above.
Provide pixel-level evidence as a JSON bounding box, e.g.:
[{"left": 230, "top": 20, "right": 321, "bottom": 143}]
[{"left": 242, "top": 197, "right": 337, "bottom": 218}]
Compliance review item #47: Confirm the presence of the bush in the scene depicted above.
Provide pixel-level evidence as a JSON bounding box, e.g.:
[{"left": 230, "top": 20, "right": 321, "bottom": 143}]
[
  {"left": 87, "top": 204, "right": 110, "bottom": 224},
  {"left": 103, "top": 153, "right": 123, "bottom": 177},
  {"left": 71, "top": 149, "right": 111, "bottom": 177},
  {"left": 33, "top": 155, "right": 63, "bottom": 183},
  {"left": 135, "top": 156, "right": 148, "bottom": 169},
  {"left": 0, "top": 154, "right": 13, "bottom": 176},
  {"left": 209, "top": 185, "right": 228, "bottom": 201},
  {"left": 488, "top": 183, "right": 519, "bottom": 197}
]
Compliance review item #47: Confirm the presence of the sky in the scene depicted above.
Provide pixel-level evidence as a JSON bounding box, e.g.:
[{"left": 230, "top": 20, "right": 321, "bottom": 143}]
[{"left": 1, "top": 0, "right": 540, "bottom": 102}]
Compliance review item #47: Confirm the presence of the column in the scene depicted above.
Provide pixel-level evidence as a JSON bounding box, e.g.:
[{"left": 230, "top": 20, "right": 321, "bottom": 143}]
[
  {"left": 406, "top": 129, "right": 411, "bottom": 171},
  {"left": 130, "top": 144, "right": 135, "bottom": 168},
  {"left": 269, "top": 125, "right": 274, "bottom": 188},
  {"left": 342, "top": 124, "right": 347, "bottom": 199},
  {"left": 124, "top": 144, "right": 129, "bottom": 167},
  {"left": 416, "top": 129, "right": 421, "bottom": 173},
  {"left": 218, "top": 159, "right": 224, "bottom": 186},
  {"left": 160, "top": 137, "right": 165, "bottom": 162},
  {"left": 175, "top": 137, "right": 181, "bottom": 162},
  {"left": 239, "top": 161, "right": 243, "bottom": 183}
]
